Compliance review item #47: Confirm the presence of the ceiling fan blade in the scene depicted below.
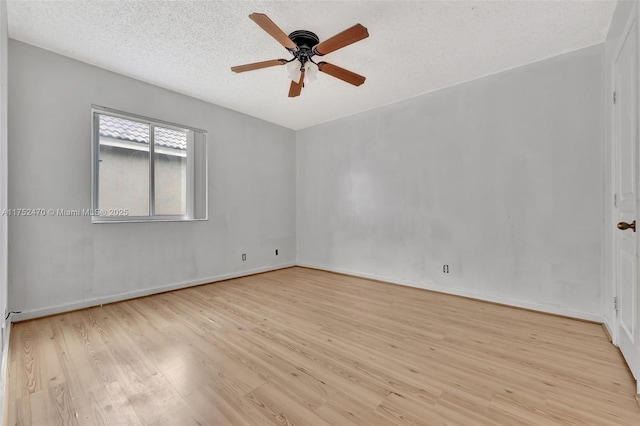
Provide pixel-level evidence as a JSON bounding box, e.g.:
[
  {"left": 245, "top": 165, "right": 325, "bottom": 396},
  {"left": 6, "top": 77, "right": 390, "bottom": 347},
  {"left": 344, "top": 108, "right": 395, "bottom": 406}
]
[
  {"left": 249, "top": 13, "right": 297, "bottom": 51},
  {"left": 288, "top": 71, "right": 305, "bottom": 97},
  {"left": 313, "top": 24, "right": 369, "bottom": 56},
  {"left": 231, "top": 59, "right": 287, "bottom": 73},
  {"left": 317, "top": 62, "right": 366, "bottom": 86}
]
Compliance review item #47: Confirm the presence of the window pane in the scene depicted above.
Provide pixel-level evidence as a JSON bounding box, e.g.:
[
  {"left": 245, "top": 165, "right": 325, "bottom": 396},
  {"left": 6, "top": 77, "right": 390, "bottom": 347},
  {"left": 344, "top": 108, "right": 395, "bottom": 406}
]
[
  {"left": 154, "top": 126, "right": 187, "bottom": 216},
  {"left": 98, "top": 115, "right": 150, "bottom": 216}
]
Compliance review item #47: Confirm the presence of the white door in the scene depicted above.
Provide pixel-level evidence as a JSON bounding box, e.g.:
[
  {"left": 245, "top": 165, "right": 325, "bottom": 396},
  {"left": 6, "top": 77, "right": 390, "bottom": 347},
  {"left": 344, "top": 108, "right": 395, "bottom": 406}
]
[{"left": 614, "top": 19, "right": 640, "bottom": 384}]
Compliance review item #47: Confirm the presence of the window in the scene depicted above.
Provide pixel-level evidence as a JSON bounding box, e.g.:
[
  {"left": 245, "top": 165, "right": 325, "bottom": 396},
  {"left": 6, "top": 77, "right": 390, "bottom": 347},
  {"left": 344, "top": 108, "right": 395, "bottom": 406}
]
[{"left": 91, "top": 106, "right": 207, "bottom": 222}]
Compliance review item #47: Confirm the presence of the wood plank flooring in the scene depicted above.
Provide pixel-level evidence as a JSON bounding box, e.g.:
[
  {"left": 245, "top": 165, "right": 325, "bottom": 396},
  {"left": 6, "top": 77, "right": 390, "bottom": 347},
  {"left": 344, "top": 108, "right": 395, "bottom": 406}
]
[{"left": 5, "top": 266, "right": 640, "bottom": 425}]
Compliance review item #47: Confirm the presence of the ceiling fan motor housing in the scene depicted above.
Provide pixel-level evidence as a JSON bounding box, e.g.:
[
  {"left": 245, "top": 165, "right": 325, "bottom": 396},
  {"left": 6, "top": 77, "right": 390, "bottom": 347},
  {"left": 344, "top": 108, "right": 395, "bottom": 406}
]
[{"left": 288, "top": 30, "right": 320, "bottom": 66}]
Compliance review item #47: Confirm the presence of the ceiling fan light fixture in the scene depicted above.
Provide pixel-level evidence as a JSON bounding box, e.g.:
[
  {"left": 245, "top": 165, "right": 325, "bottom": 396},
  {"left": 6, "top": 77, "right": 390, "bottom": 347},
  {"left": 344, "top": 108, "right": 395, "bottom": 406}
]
[
  {"left": 305, "top": 61, "right": 319, "bottom": 83},
  {"left": 287, "top": 59, "right": 302, "bottom": 82}
]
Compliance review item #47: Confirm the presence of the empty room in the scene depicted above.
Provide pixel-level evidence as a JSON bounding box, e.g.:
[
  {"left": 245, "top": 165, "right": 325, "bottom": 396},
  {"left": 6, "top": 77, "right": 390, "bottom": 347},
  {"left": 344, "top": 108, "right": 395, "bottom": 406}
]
[{"left": 0, "top": 0, "right": 639, "bottom": 424}]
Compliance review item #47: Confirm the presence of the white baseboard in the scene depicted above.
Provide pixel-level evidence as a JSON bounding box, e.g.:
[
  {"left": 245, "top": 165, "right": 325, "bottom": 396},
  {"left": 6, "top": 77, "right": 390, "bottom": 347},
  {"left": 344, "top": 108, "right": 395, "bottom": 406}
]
[
  {"left": 297, "top": 262, "right": 604, "bottom": 323},
  {"left": 11, "top": 261, "right": 604, "bottom": 324},
  {"left": 603, "top": 316, "right": 616, "bottom": 343},
  {"left": 0, "top": 319, "right": 11, "bottom": 424},
  {"left": 12, "top": 263, "right": 295, "bottom": 322}
]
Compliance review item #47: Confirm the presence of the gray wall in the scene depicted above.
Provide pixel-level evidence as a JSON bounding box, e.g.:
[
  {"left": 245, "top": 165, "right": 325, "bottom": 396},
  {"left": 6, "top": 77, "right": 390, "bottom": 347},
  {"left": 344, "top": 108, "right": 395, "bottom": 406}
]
[
  {"left": 8, "top": 40, "right": 296, "bottom": 318},
  {"left": 297, "top": 44, "right": 605, "bottom": 320}
]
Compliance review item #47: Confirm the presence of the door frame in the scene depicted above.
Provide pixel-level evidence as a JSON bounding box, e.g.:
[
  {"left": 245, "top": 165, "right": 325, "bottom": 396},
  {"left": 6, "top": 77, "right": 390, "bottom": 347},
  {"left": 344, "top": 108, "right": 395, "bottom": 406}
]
[{"left": 610, "top": 1, "right": 639, "bottom": 381}]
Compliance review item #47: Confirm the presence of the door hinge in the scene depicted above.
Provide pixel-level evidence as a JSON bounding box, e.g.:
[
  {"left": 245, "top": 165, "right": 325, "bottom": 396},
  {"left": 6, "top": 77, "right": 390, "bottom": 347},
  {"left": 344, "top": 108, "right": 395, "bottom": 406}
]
[
  {"left": 614, "top": 193, "right": 618, "bottom": 207},
  {"left": 613, "top": 91, "right": 617, "bottom": 104},
  {"left": 614, "top": 296, "right": 618, "bottom": 313}
]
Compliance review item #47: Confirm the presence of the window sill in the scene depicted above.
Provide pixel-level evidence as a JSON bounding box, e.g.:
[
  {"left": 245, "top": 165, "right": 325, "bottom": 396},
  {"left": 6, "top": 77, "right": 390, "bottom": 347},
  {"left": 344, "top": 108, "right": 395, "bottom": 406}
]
[{"left": 91, "top": 216, "right": 208, "bottom": 224}]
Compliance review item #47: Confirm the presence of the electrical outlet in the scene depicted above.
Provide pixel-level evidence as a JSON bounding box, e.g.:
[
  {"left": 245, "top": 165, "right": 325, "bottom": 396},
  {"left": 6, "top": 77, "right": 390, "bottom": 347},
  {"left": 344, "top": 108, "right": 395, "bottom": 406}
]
[
  {"left": 443, "top": 264, "right": 449, "bottom": 274},
  {"left": 275, "top": 249, "right": 278, "bottom": 256},
  {"left": 242, "top": 254, "right": 246, "bottom": 261}
]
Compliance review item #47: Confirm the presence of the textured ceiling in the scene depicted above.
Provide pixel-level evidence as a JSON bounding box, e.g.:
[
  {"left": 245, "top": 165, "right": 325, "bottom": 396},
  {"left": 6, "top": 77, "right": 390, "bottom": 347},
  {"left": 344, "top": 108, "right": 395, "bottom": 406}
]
[{"left": 7, "top": 1, "right": 616, "bottom": 130}]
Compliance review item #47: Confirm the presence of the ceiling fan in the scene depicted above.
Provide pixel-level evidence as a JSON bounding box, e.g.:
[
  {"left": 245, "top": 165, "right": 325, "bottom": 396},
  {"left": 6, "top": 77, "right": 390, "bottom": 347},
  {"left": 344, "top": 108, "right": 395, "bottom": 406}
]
[{"left": 231, "top": 13, "right": 369, "bottom": 98}]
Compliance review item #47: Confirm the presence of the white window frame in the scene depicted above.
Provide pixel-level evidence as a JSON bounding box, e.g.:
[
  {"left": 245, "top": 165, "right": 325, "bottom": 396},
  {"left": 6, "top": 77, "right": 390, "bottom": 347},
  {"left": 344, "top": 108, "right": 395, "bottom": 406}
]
[{"left": 91, "top": 105, "right": 208, "bottom": 223}]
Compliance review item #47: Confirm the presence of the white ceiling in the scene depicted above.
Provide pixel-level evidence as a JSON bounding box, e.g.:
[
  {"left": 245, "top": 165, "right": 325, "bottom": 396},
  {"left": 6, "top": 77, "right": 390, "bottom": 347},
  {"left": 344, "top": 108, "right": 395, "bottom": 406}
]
[{"left": 7, "top": 0, "right": 616, "bottom": 130}]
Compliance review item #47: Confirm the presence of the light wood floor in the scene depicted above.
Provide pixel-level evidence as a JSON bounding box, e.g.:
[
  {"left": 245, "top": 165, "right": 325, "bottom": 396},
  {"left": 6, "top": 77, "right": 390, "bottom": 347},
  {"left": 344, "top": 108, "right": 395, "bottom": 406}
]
[{"left": 5, "top": 267, "right": 640, "bottom": 425}]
